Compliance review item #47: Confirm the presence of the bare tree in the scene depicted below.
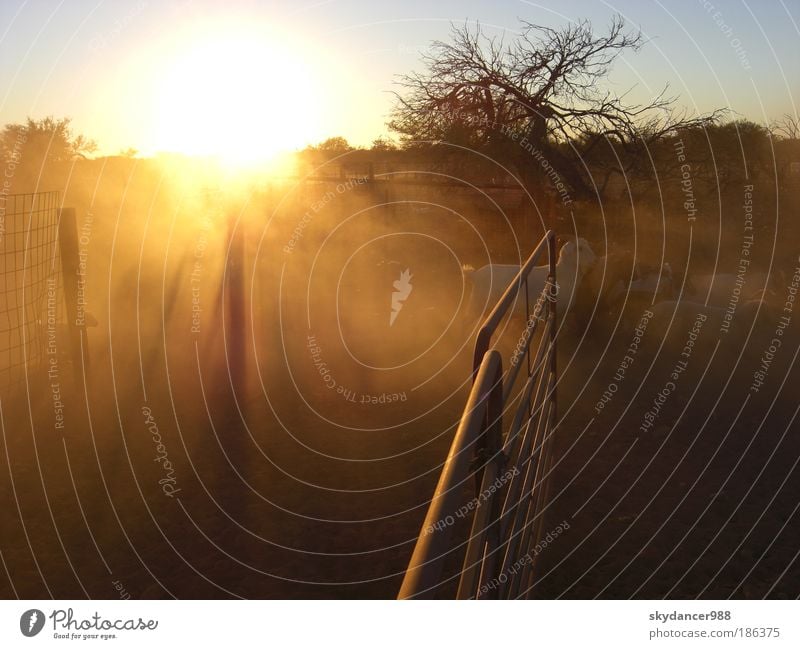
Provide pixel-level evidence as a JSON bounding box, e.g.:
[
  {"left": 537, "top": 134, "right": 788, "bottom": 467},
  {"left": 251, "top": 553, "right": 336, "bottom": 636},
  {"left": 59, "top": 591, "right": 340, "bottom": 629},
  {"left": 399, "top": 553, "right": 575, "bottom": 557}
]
[
  {"left": 390, "top": 16, "right": 722, "bottom": 203},
  {"left": 771, "top": 114, "right": 800, "bottom": 140}
]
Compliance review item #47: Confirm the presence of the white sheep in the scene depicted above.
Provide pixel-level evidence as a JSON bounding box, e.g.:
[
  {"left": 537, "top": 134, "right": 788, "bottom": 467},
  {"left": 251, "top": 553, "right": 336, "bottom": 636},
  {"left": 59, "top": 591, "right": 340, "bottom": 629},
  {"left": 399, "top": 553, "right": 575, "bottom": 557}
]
[
  {"left": 682, "top": 271, "right": 773, "bottom": 307},
  {"left": 603, "top": 260, "right": 674, "bottom": 313},
  {"left": 641, "top": 289, "right": 780, "bottom": 370},
  {"left": 463, "top": 238, "right": 597, "bottom": 320}
]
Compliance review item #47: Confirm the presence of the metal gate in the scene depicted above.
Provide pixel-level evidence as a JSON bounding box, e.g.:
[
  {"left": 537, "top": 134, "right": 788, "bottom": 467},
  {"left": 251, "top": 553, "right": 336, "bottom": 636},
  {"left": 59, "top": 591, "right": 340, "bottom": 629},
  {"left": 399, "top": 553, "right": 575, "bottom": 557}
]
[{"left": 399, "top": 230, "right": 559, "bottom": 599}]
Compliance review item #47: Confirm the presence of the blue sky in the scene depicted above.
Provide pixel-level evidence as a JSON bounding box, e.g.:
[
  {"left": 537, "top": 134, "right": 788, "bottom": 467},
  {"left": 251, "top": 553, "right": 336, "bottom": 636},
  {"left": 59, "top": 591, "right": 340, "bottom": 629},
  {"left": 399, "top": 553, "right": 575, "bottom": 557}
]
[{"left": 0, "top": 0, "right": 797, "bottom": 156}]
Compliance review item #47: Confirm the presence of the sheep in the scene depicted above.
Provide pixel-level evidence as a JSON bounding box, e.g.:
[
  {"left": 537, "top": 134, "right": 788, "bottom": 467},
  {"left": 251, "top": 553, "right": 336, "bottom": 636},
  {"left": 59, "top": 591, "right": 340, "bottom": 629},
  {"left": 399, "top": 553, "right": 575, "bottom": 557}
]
[
  {"left": 639, "top": 289, "right": 783, "bottom": 378},
  {"left": 604, "top": 260, "right": 674, "bottom": 316},
  {"left": 649, "top": 288, "right": 779, "bottom": 332},
  {"left": 599, "top": 264, "right": 775, "bottom": 330},
  {"left": 463, "top": 238, "right": 597, "bottom": 321},
  {"left": 602, "top": 259, "right": 673, "bottom": 303},
  {"left": 572, "top": 252, "right": 674, "bottom": 333},
  {"left": 572, "top": 252, "right": 628, "bottom": 329},
  {"left": 682, "top": 271, "right": 774, "bottom": 307}
]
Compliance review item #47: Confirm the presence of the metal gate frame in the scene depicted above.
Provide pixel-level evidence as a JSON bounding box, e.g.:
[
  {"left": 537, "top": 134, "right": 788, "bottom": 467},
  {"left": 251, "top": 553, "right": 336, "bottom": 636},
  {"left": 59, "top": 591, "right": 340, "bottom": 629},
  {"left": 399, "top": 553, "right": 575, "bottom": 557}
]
[{"left": 399, "top": 230, "right": 558, "bottom": 599}]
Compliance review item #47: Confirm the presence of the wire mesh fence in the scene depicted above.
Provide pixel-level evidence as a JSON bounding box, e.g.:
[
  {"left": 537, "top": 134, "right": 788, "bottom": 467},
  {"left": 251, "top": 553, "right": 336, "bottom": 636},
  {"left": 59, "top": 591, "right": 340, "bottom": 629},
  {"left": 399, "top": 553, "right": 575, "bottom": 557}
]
[{"left": 0, "top": 190, "right": 64, "bottom": 394}]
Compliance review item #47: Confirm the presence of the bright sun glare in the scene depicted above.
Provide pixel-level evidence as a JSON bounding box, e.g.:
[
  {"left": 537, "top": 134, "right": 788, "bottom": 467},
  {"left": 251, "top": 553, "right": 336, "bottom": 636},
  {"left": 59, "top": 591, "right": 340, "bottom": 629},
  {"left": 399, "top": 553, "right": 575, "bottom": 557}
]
[{"left": 153, "top": 30, "right": 320, "bottom": 167}]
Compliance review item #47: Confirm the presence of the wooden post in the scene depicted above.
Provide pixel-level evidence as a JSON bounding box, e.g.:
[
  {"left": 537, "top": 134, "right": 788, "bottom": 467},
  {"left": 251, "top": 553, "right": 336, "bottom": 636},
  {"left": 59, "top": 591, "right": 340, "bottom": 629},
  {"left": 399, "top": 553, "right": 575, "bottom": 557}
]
[
  {"left": 544, "top": 191, "right": 556, "bottom": 237},
  {"left": 58, "top": 208, "right": 89, "bottom": 380},
  {"left": 221, "top": 214, "right": 248, "bottom": 537},
  {"left": 226, "top": 215, "right": 245, "bottom": 392}
]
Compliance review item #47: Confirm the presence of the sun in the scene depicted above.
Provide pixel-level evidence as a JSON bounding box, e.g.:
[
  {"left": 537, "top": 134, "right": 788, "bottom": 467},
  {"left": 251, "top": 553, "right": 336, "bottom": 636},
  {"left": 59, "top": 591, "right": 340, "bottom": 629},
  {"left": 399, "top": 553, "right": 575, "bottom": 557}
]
[{"left": 152, "top": 29, "right": 320, "bottom": 166}]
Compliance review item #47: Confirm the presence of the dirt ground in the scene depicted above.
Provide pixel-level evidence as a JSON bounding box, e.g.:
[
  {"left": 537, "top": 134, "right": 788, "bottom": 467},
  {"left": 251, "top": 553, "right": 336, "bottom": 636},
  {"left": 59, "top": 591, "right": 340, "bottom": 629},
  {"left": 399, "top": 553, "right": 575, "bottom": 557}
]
[{"left": 1, "top": 174, "right": 797, "bottom": 599}]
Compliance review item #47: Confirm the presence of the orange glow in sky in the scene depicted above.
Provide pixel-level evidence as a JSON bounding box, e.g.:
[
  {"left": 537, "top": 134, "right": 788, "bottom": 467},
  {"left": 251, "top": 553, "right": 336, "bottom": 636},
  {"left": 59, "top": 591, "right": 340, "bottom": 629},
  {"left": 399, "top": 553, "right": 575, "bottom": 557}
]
[
  {"left": 148, "top": 25, "right": 323, "bottom": 164},
  {"left": 0, "top": 1, "right": 796, "bottom": 162}
]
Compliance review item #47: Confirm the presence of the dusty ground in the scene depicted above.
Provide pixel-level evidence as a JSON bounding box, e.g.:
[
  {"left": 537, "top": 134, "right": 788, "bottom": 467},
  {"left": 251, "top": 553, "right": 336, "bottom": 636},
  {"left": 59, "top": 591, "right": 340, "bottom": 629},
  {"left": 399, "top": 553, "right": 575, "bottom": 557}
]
[
  {"left": 1, "top": 175, "right": 797, "bottom": 599},
  {"left": 534, "top": 287, "right": 800, "bottom": 599}
]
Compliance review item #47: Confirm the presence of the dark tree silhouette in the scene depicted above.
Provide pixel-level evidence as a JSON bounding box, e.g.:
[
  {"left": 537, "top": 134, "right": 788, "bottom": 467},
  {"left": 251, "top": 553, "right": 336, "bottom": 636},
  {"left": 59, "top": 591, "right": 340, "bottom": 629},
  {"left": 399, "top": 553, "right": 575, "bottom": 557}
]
[
  {"left": 672, "top": 120, "right": 772, "bottom": 190},
  {"left": 370, "top": 136, "right": 397, "bottom": 151},
  {"left": 1, "top": 116, "right": 96, "bottom": 166},
  {"left": 312, "top": 136, "right": 353, "bottom": 155},
  {"left": 390, "top": 16, "right": 722, "bottom": 202}
]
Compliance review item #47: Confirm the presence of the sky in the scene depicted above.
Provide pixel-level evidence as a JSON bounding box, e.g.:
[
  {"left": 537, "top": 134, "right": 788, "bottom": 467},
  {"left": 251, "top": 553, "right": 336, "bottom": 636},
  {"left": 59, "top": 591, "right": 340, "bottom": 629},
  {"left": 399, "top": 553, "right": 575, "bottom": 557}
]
[{"left": 0, "top": 0, "right": 797, "bottom": 159}]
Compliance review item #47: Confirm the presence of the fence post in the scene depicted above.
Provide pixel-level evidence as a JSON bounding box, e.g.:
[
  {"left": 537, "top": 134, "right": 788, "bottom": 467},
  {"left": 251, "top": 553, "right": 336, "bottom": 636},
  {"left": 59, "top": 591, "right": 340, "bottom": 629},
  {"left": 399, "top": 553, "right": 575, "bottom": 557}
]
[
  {"left": 547, "top": 232, "right": 557, "bottom": 425},
  {"left": 58, "top": 207, "right": 89, "bottom": 380},
  {"left": 226, "top": 215, "right": 246, "bottom": 392}
]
